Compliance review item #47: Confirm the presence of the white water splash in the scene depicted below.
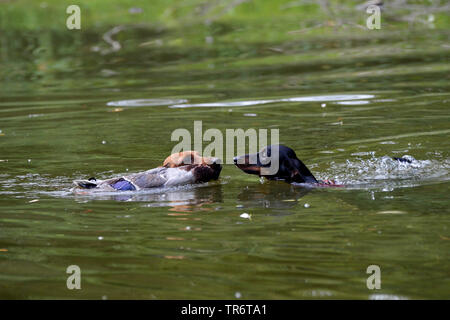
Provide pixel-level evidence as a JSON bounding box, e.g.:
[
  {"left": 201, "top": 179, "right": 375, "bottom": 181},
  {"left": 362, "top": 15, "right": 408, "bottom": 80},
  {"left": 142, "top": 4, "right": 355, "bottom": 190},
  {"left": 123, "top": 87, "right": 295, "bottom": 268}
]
[{"left": 318, "top": 154, "right": 450, "bottom": 189}]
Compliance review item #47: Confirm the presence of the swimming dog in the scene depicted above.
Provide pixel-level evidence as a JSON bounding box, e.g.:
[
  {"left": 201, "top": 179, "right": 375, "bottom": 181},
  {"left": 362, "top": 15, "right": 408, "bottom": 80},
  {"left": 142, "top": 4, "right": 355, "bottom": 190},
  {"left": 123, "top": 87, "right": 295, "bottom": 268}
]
[
  {"left": 234, "top": 145, "right": 413, "bottom": 186},
  {"left": 233, "top": 145, "right": 324, "bottom": 184}
]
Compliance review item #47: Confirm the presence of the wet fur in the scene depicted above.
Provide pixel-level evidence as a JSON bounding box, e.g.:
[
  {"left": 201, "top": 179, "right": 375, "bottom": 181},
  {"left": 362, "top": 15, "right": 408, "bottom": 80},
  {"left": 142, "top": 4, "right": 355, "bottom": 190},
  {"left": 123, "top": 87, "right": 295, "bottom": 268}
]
[
  {"left": 234, "top": 145, "right": 414, "bottom": 185},
  {"left": 234, "top": 145, "right": 318, "bottom": 184}
]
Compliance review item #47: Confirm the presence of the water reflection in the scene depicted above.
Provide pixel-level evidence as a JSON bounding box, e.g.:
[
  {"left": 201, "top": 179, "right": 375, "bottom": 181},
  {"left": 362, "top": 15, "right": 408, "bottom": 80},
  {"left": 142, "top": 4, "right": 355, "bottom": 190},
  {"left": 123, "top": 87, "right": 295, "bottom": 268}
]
[
  {"left": 74, "top": 183, "right": 223, "bottom": 210},
  {"left": 106, "top": 98, "right": 188, "bottom": 107},
  {"left": 169, "top": 94, "right": 375, "bottom": 108},
  {"left": 237, "top": 181, "right": 310, "bottom": 209}
]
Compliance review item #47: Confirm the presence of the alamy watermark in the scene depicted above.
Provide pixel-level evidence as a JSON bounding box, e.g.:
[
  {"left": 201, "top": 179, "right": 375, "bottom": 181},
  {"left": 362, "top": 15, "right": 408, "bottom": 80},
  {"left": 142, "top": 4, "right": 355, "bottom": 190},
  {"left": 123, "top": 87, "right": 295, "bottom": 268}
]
[
  {"left": 170, "top": 121, "right": 280, "bottom": 174},
  {"left": 366, "top": 265, "right": 381, "bottom": 289},
  {"left": 66, "top": 265, "right": 81, "bottom": 289},
  {"left": 366, "top": 5, "right": 381, "bottom": 30},
  {"left": 66, "top": 5, "right": 81, "bottom": 30}
]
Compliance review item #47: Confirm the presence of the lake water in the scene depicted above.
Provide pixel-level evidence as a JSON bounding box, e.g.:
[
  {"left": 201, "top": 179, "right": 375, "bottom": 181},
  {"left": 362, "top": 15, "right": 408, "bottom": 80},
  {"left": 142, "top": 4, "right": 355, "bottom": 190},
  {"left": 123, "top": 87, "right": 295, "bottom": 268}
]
[{"left": 0, "top": 23, "right": 449, "bottom": 299}]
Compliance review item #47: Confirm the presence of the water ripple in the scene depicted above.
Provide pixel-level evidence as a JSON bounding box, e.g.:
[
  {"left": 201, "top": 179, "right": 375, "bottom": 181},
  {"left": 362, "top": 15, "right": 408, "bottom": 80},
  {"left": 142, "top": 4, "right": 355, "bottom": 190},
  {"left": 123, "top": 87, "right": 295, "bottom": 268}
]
[
  {"left": 107, "top": 98, "right": 188, "bottom": 107},
  {"left": 169, "top": 94, "right": 374, "bottom": 108}
]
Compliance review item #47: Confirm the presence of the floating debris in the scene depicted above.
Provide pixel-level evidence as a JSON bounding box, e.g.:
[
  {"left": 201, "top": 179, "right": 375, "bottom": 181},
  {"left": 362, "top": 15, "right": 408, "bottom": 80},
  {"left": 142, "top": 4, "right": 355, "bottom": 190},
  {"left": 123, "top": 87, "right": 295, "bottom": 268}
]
[
  {"left": 164, "top": 255, "right": 185, "bottom": 260},
  {"left": 304, "top": 203, "right": 310, "bottom": 208},
  {"left": 108, "top": 108, "right": 124, "bottom": 113},
  {"left": 240, "top": 213, "right": 252, "bottom": 219},
  {"left": 28, "top": 199, "right": 39, "bottom": 203}
]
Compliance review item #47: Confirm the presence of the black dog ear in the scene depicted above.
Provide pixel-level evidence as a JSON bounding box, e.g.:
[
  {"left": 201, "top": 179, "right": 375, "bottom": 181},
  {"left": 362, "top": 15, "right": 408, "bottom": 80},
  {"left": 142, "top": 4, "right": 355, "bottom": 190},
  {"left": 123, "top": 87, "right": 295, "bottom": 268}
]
[
  {"left": 289, "top": 170, "right": 305, "bottom": 183},
  {"left": 286, "top": 158, "right": 318, "bottom": 183}
]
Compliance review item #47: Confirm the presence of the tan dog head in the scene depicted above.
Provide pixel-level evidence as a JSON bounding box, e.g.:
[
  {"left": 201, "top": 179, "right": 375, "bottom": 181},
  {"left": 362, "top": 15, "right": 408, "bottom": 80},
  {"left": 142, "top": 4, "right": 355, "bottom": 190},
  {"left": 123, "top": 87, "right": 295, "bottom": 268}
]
[{"left": 163, "top": 151, "right": 220, "bottom": 168}]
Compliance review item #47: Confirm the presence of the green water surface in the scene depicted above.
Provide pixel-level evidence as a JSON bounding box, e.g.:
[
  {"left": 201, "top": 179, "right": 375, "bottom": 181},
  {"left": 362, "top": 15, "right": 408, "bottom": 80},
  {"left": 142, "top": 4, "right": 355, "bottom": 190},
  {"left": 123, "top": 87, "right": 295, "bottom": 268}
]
[{"left": 0, "top": 5, "right": 449, "bottom": 299}]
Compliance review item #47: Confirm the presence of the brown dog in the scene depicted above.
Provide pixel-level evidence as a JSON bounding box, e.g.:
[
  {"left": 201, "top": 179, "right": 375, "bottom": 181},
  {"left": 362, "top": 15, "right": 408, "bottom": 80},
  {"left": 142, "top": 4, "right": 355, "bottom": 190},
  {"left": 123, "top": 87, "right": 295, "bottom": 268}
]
[{"left": 73, "top": 151, "right": 222, "bottom": 191}]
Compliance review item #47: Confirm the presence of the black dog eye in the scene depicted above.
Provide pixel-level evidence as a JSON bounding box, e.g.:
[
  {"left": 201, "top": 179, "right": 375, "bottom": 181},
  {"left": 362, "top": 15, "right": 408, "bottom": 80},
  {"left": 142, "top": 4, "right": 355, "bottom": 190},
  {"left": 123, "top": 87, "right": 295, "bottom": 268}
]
[
  {"left": 259, "top": 150, "right": 269, "bottom": 164},
  {"left": 261, "top": 148, "right": 269, "bottom": 158}
]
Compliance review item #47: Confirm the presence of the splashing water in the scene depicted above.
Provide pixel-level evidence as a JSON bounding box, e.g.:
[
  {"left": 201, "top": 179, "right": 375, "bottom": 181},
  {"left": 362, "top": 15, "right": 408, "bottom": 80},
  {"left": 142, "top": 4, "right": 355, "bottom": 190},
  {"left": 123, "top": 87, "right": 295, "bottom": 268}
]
[{"left": 318, "top": 154, "right": 450, "bottom": 190}]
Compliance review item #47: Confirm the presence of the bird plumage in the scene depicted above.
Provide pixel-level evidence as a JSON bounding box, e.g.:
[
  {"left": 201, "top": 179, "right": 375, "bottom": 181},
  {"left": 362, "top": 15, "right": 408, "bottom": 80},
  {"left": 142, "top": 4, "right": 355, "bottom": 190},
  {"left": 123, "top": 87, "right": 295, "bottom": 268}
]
[{"left": 73, "top": 151, "right": 221, "bottom": 192}]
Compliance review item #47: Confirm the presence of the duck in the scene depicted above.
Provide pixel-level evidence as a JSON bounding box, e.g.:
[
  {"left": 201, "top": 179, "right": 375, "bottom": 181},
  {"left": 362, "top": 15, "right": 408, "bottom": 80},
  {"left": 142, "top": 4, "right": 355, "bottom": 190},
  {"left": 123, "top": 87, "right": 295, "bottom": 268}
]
[{"left": 72, "top": 151, "right": 222, "bottom": 192}]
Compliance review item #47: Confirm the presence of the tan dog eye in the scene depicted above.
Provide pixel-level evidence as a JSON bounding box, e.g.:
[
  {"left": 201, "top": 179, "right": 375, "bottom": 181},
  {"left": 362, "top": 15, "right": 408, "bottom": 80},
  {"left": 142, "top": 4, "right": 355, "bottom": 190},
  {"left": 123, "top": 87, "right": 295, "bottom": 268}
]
[{"left": 181, "top": 156, "right": 189, "bottom": 165}]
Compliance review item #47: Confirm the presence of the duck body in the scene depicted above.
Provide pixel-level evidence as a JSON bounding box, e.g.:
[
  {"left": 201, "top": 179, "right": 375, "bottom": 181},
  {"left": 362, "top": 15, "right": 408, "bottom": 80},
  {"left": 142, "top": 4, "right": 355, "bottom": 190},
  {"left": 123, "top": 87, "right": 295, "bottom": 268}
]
[{"left": 73, "top": 151, "right": 222, "bottom": 192}]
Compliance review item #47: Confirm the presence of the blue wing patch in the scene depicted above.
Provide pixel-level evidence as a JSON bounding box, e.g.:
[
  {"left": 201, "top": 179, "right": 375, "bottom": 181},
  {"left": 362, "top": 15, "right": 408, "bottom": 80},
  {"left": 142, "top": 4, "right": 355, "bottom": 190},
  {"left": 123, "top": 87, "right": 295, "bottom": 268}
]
[{"left": 111, "top": 179, "right": 136, "bottom": 191}]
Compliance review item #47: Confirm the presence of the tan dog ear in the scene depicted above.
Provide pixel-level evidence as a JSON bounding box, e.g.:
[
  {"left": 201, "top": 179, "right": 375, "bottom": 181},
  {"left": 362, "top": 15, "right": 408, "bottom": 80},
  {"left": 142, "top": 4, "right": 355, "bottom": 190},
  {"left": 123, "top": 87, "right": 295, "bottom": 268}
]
[
  {"left": 163, "top": 153, "right": 180, "bottom": 168},
  {"left": 190, "top": 151, "right": 205, "bottom": 165},
  {"left": 163, "top": 151, "right": 201, "bottom": 168}
]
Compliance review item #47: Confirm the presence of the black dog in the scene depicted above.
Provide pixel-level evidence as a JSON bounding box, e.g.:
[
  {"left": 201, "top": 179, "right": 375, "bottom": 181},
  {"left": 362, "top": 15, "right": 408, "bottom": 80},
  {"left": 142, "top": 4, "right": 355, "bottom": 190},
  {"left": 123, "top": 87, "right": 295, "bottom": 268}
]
[
  {"left": 234, "top": 144, "right": 412, "bottom": 185},
  {"left": 234, "top": 145, "right": 320, "bottom": 184}
]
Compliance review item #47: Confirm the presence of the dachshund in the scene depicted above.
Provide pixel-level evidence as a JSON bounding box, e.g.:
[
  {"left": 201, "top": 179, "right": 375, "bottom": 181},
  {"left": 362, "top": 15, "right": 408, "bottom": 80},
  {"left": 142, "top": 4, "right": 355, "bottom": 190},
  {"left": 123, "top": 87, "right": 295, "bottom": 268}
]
[
  {"left": 234, "top": 144, "right": 412, "bottom": 186},
  {"left": 233, "top": 145, "right": 324, "bottom": 184}
]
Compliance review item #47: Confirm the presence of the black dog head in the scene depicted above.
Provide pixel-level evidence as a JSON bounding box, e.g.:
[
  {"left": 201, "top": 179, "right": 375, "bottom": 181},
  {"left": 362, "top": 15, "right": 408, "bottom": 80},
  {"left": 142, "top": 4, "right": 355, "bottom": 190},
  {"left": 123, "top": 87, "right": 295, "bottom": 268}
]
[{"left": 233, "top": 145, "right": 318, "bottom": 184}]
